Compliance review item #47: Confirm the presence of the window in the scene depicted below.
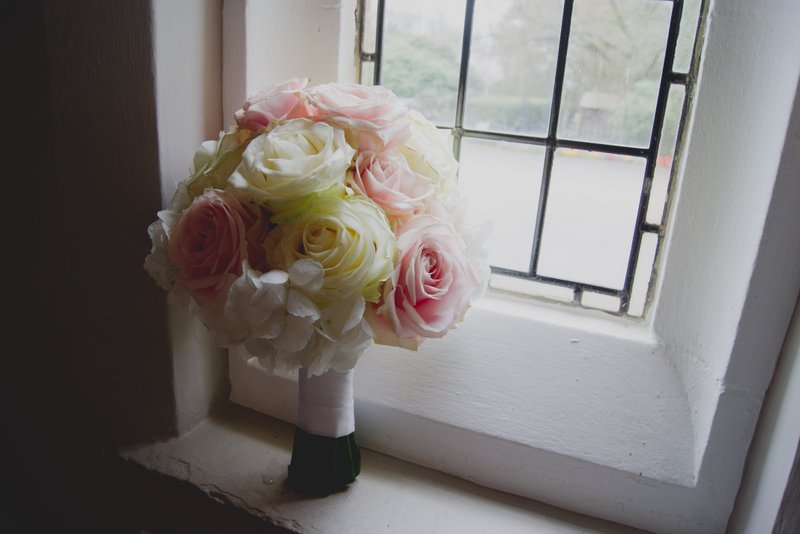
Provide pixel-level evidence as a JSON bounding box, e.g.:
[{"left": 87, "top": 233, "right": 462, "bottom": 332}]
[
  {"left": 357, "top": 0, "right": 703, "bottom": 317},
  {"left": 220, "top": 0, "right": 800, "bottom": 531}
]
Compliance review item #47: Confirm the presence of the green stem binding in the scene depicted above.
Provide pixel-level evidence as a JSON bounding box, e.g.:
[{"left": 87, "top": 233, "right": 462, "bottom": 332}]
[{"left": 287, "top": 427, "right": 361, "bottom": 494}]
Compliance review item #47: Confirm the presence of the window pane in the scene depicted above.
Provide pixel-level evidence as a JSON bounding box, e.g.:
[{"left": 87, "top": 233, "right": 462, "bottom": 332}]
[
  {"left": 458, "top": 138, "right": 544, "bottom": 272},
  {"left": 382, "top": 0, "right": 465, "bottom": 127},
  {"left": 647, "top": 84, "right": 685, "bottom": 225},
  {"left": 580, "top": 291, "right": 620, "bottom": 313},
  {"left": 464, "top": 0, "right": 562, "bottom": 136},
  {"left": 557, "top": 0, "right": 672, "bottom": 147},
  {"left": 360, "top": 61, "right": 375, "bottom": 85},
  {"left": 673, "top": 0, "right": 702, "bottom": 74},
  {"left": 361, "top": 0, "right": 379, "bottom": 55},
  {"left": 537, "top": 149, "right": 645, "bottom": 290}
]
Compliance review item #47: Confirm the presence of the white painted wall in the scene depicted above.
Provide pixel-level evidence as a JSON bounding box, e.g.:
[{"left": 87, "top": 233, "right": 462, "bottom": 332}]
[
  {"left": 730, "top": 298, "right": 800, "bottom": 532},
  {"left": 222, "top": 0, "right": 358, "bottom": 122},
  {"left": 152, "top": 0, "right": 229, "bottom": 434},
  {"left": 653, "top": 0, "right": 800, "bottom": 474},
  {"left": 727, "top": 79, "right": 800, "bottom": 530}
]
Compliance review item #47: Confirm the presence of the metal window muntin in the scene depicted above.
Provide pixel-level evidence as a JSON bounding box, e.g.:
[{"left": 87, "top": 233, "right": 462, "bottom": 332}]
[{"left": 358, "top": 0, "right": 703, "bottom": 316}]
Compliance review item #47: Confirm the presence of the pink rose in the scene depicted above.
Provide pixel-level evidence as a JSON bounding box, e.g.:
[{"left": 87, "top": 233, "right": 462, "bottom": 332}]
[
  {"left": 234, "top": 78, "right": 313, "bottom": 132},
  {"left": 366, "top": 215, "right": 481, "bottom": 349},
  {"left": 349, "top": 151, "right": 436, "bottom": 223},
  {"left": 168, "top": 189, "right": 267, "bottom": 304},
  {"left": 306, "top": 82, "right": 410, "bottom": 151}
]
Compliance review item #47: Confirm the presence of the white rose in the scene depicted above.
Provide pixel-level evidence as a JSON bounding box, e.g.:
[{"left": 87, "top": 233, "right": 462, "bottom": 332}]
[
  {"left": 398, "top": 110, "right": 459, "bottom": 190},
  {"left": 229, "top": 119, "right": 355, "bottom": 212},
  {"left": 172, "top": 128, "right": 256, "bottom": 208},
  {"left": 267, "top": 192, "right": 395, "bottom": 304}
]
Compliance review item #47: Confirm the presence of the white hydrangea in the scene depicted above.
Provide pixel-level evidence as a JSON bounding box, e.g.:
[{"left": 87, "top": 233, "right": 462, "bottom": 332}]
[{"left": 143, "top": 209, "right": 182, "bottom": 290}]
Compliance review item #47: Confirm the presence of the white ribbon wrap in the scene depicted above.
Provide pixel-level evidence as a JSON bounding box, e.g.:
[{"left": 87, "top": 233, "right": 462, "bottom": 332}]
[{"left": 296, "top": 368, "right": 355, "bottom": 438}]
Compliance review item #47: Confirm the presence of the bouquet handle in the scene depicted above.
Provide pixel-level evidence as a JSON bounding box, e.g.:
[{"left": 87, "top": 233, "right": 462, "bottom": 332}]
[{"left": 287, "top": 368, "right": 361, "bottom": 494}]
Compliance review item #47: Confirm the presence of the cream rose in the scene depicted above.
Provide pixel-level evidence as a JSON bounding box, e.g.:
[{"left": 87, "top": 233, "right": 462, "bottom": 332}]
[
  {"left": 398, "top": 110, "right": 459, "bottom": 190},
  {"left": 267, "top": 193, "right": 395, "bottom": 304},
  {"left": 182, "top": 128, "right": 256, "bottom": 204},
  {"left": 230, "top": 119, "right": 355, "bottom": 212}
]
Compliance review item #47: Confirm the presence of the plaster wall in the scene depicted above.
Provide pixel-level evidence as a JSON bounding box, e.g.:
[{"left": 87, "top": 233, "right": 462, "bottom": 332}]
[
  {"left": 151, "top": 0, "right": 229, "bottom": 435},
  {"left": 729, "top": 297, "right": 800, "bottom": 532},
  {"left": 222, "top": 0, "right": 358, "bottom": 122},
  {"left": 653, "top": 0, "right": 800, "bottom": 471}
]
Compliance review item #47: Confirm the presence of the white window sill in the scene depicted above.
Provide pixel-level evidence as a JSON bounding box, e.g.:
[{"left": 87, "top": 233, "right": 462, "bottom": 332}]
[
  {"left": 231, "top": 289, "right": 695, "bottom": 483},
  {"left": 121, "top": 403, "right": 642, "bottom": 533}
]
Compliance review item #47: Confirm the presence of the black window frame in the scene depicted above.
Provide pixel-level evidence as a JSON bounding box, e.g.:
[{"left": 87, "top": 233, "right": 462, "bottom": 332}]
[{"left": 359, "top": 0, "right": 704, "bottom": 315}]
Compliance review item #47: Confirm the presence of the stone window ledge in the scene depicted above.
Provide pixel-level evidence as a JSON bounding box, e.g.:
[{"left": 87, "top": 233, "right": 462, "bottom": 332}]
[{"left": 122, "top": 404, "right": 641, "bottom": 533}]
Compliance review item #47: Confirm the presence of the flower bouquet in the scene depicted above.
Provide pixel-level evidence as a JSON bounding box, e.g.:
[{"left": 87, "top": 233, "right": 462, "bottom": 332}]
[{"left": 145, "top": 78, "right": 488, "bottom": 494}]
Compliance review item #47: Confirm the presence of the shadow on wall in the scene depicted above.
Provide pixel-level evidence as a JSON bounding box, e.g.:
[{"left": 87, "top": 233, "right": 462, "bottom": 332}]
[{"left": 6, "top": 0, "right": 179, "bottom": 528}]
